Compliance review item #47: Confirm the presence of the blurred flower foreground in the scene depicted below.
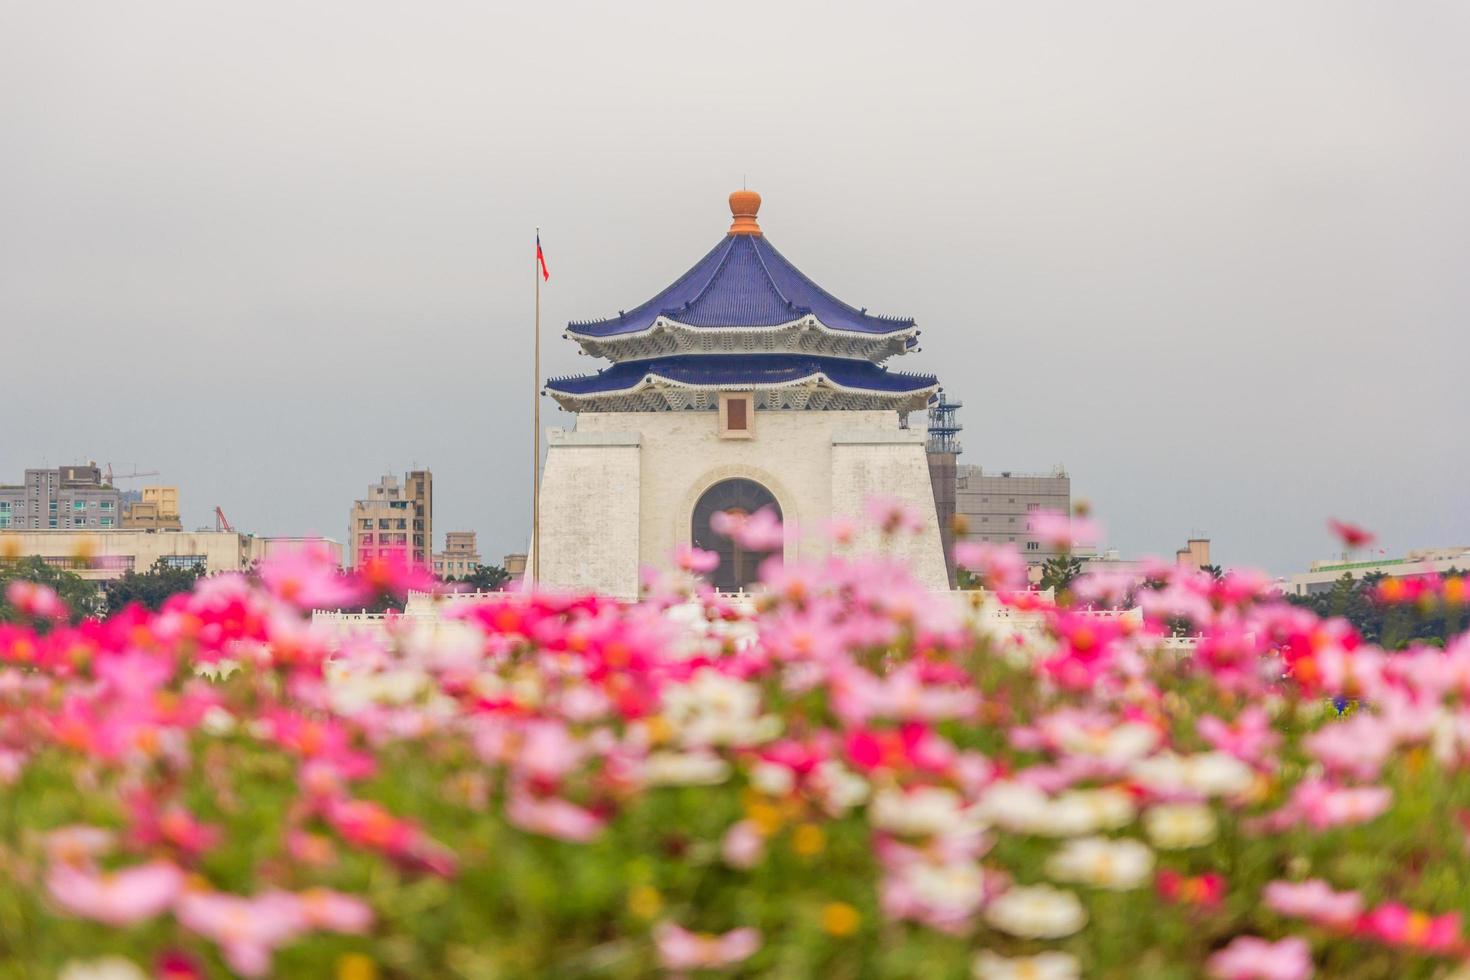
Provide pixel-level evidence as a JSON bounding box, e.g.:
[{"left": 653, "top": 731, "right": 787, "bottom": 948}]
[{"left": 3, "top": 511, "right": 1470, "bottom": 980}]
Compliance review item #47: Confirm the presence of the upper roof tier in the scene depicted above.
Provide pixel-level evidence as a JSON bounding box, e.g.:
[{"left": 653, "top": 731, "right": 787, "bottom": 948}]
[{"left": 567, "top": 190, "right": 916, "bottom": 341}]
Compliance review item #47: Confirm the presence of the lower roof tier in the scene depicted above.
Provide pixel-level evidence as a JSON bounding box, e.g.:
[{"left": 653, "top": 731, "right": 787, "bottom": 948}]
[{"left": 545, "top": 354, "right": 939, "bottom": 414}]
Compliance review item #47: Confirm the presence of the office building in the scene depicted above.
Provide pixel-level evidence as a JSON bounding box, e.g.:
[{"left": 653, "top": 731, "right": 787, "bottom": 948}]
[
  {"left": 433, "top": 531, "right": 481, "bottom": 579},
  {"left": 349, "top": 470, "right": 433, "bottom": 570},
  {"left": 0, "top": 465, "right": 122, "bottom": 532}
]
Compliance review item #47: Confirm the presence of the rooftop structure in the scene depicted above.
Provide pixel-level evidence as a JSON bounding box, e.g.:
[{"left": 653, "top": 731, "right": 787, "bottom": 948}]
[
  {"left": 121, "top": 486, "right": 183, "bottom": 531},
  {"left": 433, "top": 531, "right": 482, "bottom": 579}
]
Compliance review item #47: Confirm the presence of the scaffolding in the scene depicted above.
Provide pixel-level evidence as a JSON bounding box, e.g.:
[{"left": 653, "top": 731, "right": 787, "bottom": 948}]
[{"left": 926, "top": 392, "right": 963, "bottom": 455}]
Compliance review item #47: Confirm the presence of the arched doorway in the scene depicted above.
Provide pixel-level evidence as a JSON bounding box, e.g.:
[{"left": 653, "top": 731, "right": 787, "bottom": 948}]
[{"left": 690, "top": 478, "right": 782, "bottom": 592}]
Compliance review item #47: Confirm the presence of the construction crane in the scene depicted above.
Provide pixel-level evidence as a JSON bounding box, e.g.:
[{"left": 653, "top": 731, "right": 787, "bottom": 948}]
[
  {"left": 104, "top": 463, "right": 160, "bottom": 485},
  {"left": 214, "top": 507, "right": 233, "bottom": 533}
]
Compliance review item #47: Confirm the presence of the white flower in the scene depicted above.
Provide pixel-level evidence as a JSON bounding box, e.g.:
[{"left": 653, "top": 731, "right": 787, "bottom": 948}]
[
  {"left": 58, "top": 958, "right": 148, "bottom": 980},
  {"left": 904, "top": 859, "right": 988, "bottom": 916},
  {"left": 1044, "top": 836, "right": 1154, "bottom": 890},
  {"left": 977, "top": 783, "right": 1135, "bottom": 837},
  {"left": 1056, "top": 721, "right": 1160, "bottom": 763},
  {"left": 749, "top": 761, "right": 796, "bottom": 796},
  {"left": 813, "top": 760, "right": 869, "bottom": 814},
  {"left": 643, "top": 751, "right": 731, "bottom": 786},
  {"left": 1049, "top": 788, "right": 1137, "bottom": 834},
  {"left": 870, "top": 786, "right": 977, "bottom": 838},
  {"left": 1144, "top": 803, "right": 1218, "bottom": 849},
  {"left": 661, "top": 669, "right": 780, "bottom": 747},
  {"left": 976, "top": 781, "right": 1052, "bottom": 832},
  {"left": 984, "top": 884, "right": 1088, "bottom": 939},
  {"left": 1131, "top": 751, "right": 1253, "bottom": 798},
  {"left": 973, "top": 950, "right": 1081, "bottom": 980}
]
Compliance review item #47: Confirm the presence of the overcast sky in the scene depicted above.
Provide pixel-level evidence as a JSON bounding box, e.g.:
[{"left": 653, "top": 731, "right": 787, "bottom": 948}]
[{"left": 3, "top": 1, "right": 1467, "bottom": 574}]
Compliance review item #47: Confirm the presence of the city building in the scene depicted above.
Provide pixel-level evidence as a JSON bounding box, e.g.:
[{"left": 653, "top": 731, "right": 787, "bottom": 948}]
[
  {"left": 121, "top": 486, "right": 183, "bottom": 531},
  {"left": 954, "top": 466, "right": 1072, "bottom": 563},
  {"left": 537, "top": 189, "right": 947, "bottom": 597},
  {"left": 0, "top": 529, "right": 341, "bottom": 582},
  {"left": 1277, "top": 547, "right": 1470, "bottom": 597},
  {"left": 0, "top": 465, "right": 122, "bottom": 531},
  {"left": 349, "top": 470, "right": 433, "bottom": 569},
  {"left": 433, "top": 531, "right": 482, "bottom": 579}
]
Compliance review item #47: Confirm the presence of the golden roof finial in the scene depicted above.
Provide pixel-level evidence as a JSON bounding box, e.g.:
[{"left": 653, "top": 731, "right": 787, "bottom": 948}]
[{"left": 728, "top": 189, "right": 762, "bottom": 236}]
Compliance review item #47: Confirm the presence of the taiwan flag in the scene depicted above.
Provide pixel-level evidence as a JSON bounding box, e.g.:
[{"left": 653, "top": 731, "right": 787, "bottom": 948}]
[{"left": 536, "top": 233, "right": 550, "bottom": 281}]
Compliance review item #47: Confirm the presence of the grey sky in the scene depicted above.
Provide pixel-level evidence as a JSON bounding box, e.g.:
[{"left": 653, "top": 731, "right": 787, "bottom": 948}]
[{"left": 3, "top": 1, "right": 1467, "bottom": 574}]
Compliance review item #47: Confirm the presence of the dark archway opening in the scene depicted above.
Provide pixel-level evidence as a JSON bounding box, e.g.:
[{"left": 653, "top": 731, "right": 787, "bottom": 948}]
[{"left": 690, "top": 478, "right": 782, "bottom": 592}]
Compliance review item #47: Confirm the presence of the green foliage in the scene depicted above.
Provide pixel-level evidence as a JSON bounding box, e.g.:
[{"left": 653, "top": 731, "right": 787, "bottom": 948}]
[
  {"left": 0, "top": 556, "right": 102, "bottom": 623},
  {"left": 1039, "top": 555, "right": 1082, "bottom": 594},
  {"left": 102, "top": 558, "right": 205, "bottom": 614},
  {"left": 1283, "top": 572, "right": 1465, "bottom": 649},
  {"left": 453, "top": 564, "right": 511, "bottom": 592}
]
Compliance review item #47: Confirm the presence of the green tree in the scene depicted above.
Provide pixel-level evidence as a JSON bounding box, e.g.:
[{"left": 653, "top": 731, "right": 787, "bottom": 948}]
[
  {"left": 1039, "top": 555, "right": 1083, "bottom": 594},
  {"left": 0, "top": 556, "right": 103, "bottom": 624},
  {"left": 456, "top": 564, "right": 511, "bottom": 592},
  {"left": 103, "top": 558, "right": 205, "bottom": 613}
]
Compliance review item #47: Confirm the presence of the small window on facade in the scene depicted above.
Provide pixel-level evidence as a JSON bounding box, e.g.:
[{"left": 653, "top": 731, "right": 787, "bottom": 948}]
[
  {"left": 719, "top": 392, "right": 754, "bottom": 439},
  {"left": 1026, "top": 541, "right": 1039, "bottom": 551}
]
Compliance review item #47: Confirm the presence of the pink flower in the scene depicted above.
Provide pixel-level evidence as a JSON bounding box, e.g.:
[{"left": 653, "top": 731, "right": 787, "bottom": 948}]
[
  {"left": 675, "top": 546, "right": 720, "bottom": 574},
  {"left": 506, "top": 791, "right": 606, "bottom": 842},
  {"left": 720, "top": 820, "right": 765, "bottom": 869},
  {"left": 46, "top": 859, "right": 183, "bottom": 927},
  {"left": 288, "top": 888, "right": 374, "bottom": 933},
  {"left": 1029, "top": 510, "right": 1102, "bottom": 551},
  {"left": 953, "top": 541, "right": 1028, "bottom": 592},
  {"left": 653, "top": 921, "right": 761, "bottom": 970},
  {"left": 258, "top": 542, "right": 364, "bottom": 610},
  {"left": 1359, "top": 903, "right": 1462, "bottom": 952},
  {"left": 711, "top": 506, "right": 785, "bottom": 552},
  {"left": 176, "top": 891, "right": 304, "bottom": 978},
  {"left": 5, "top": 580, "right": 68, "bottom": 620},
  {"left": 1206, "top": 935, "right": 1314, "bottom": 980},
  {"left": 1197, "top": 708, "right": 1280, "bottom": 767},
  {"left": 1263, "top": 879, "right": 1362, "bottom": 928},
  {"left": 864, "top": 497, "right": 922, "bottom": 536}
]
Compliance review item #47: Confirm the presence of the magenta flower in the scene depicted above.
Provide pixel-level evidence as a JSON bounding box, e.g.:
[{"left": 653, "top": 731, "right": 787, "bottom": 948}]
[
  {"left": 1205, "top": 935, "right": 1314, "bottom": 980},
  {"left": 711, "top": 506, "right": 785, "bottom": 552},
  {"left": 674, "top": 545, "right": 720, "bottom": 574},
  {"left": 258, "top": 542, "right": 365, "bottom": 610},
  {"left": 46, "top": 859, "right": 183, "bottom": 927},
  {"left": 1359, "top": 903, "right": 1462, "bottom": 952},
  {"left": 653, "top": 921, "right": 761, "bottom": 970}
]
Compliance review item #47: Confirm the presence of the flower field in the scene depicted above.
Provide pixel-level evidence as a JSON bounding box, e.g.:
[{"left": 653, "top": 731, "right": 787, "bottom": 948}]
[{"left": 2, "top": 516, "right": 1469, "bottom": 979}]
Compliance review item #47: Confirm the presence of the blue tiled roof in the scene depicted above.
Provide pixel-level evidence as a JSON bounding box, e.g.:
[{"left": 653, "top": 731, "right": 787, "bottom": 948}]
[
  {"left": 546, "top": 354, "right": 937, "bottom": 395},
  {"left": 568, "top": 235, "right": 916, "bottom": 337}
]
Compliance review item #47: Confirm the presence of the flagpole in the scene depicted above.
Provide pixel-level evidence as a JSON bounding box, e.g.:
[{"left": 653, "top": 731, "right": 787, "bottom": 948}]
[{"left": 532, "top": 228, "right": 542, "bottom": 587}]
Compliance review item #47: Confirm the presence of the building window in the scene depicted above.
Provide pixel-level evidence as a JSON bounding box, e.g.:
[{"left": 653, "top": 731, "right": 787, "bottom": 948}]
[
  {"left": 48, "top": 518, "right": 57, "bottom": 528},
  {"left": 1026, "top": 541, "right": 1039, "bottom": 551},
  {"left": 0, "top": 516, "right": 8, "bottom": 529},
  {"left": 719, "top": 392, "right": 754, "bottom": 439},
  {"left": 0, "top": 502, "right": 8, "bottom": 512},
  {"left": 100, "top": 517, "right": 113, "bottom": 527},
  {"left": 360, "top": 534, "right": 373, "bottom": 546},
  {"left": 160, "top": 555, "right": 205, "bottom": 570},
  {"left": 75, "top": 517, "right": 87, "bottom": 526},
  {"left": 100, "top": 500, "right": 114, "bottom": 511},
  {"left": 396, "top": 519, "right": 407, "bottom": 530},
  {"left": 1026, "top": 503, "right": 1039, "bottom": 511},
  {"left": 359, "top": 519, "right": 372, "bottom": 529},
  {"left": 73, "top": 501, "right": 86, "bottom": 511},
  {"left": 379, "top": 519, "right": 390, "bottom": 529}
]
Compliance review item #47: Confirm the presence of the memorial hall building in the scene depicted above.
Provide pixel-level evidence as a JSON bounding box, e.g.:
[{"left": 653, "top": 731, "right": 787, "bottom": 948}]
[{"left": 537, "top": 189, "right": 948, "bottom": 597}]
